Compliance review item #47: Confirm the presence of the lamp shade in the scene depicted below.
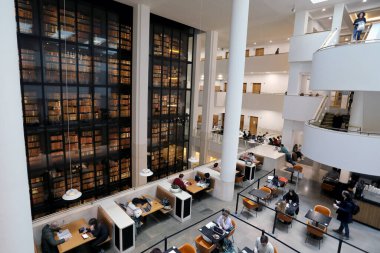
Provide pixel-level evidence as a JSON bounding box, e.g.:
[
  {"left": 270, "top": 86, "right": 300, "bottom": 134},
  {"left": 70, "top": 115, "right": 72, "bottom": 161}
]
[
  {"left": 62, "top": 188, "right": 82, "bottom": 201},
  {"left": 140, "top": 168, "right": 153, "bottom": 177},
  {"left": 188, "top": 156, "right": 199, "bottom": 163}
]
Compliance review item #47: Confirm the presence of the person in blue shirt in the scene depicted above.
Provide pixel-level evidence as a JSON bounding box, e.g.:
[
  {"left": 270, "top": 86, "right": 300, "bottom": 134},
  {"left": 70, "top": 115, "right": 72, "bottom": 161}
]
[{"left": 279, "top": 144, "right": 296, "bottom": 166}]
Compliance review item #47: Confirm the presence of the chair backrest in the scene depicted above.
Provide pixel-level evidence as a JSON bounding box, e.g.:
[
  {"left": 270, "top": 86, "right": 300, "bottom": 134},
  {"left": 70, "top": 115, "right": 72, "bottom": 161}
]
[
  {"left": 260, "top": 187, "right": 271, "bottom": 194},
  {"left": 274, "top": 246, "right": 278, "bottom": 253},
  {"left": 307, "top": 224, "right": 325, "bottom": 238},
  {"left": 293, "top": 165, "right": 303, "bottom": 173},
  {"left": 179, "top": 243, "right": 196, "bottom": 253},
  {"left": 228, "top": 219, "right": 236, "bottom": 237},
  {"left": 243, "top": 197, "right": 257, "bottom": 209},
  {"left": 277, "top": 212, "right": 292, "bottom": 223},
  {"left": 314, "top": 205, "right": 332, "bottom": 217},
  {"left": 195, "top": 235, "right": 215, "bottom": 253},
  {"left": 235, "top": 175, "right": 244, "bottom": 183},
  {"left": 156, "top": 185, "right": 175, "bottom": 207}
]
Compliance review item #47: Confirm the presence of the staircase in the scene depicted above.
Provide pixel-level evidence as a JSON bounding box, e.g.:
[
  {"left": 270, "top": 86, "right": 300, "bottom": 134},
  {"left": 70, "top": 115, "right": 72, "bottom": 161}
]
[{"left": 320, "top": 113, "right": 350, "bottom": 129}]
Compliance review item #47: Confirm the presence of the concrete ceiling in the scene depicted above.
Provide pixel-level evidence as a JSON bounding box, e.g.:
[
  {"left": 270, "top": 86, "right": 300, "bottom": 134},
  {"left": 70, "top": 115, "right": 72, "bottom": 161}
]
[{"left": 116, "top": 0, "right": 380, "bottom": 48}]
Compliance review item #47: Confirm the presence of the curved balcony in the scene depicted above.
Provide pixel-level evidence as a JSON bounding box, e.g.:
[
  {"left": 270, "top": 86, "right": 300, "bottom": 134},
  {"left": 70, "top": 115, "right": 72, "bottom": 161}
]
[
  {"left": 302, "top": 122, "right": 380, "bottom": 176},
  {"left": 310, "top": 40, "right": 380, "bottom": 91}
]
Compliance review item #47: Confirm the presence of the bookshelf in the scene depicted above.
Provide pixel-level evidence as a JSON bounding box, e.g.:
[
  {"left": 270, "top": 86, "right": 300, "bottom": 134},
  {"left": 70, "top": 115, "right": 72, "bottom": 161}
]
[
  {"left": 16, "top": 0, "right": 133, "bottom": 218},
  {"left": 148, "top": 15, "right": 194, "bottom": 180}
]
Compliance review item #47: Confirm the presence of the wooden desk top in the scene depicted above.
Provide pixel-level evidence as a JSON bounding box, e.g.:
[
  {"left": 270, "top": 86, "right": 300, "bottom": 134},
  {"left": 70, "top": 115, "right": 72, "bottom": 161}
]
[
  {"left": 141, "top": 194, "right": 164, "bottom": 217},
  {"left": 186, "top": 179, "right": 206, "bottom": 194},
  {"left": 56, "top": 218, "right": 94, "bottom": 253}
]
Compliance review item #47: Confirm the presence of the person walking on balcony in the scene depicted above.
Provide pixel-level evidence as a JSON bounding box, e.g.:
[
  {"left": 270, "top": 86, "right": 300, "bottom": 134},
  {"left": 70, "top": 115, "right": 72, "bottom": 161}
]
[{"left": 352, "top": 12, "right": 366, "bottom": 41}]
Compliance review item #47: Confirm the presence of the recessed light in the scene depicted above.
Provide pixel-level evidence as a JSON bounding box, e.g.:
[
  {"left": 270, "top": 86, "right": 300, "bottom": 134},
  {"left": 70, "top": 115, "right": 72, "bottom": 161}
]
[
  {"left": 250, "top": 72, "right": 254, "bottom": 74},
  {"left": 328, "top": 16, "right": 332, "bottom": 20},
  {"left": 345, "top": 38, "right": 349, "bottom": 41},
  {"left": 269, "top": 40, "right": 272, "bottom": 43},
  {"left": 310, "top": 0, "right": 328, "bottom": 4},
  {"left": 254, "top": 42, "right": 257, "bottom": 45},
  {"left": 266, "top": 72, "right": 270, "bottom": 74},
  {"left": 287, "top": 37, "right": 290, "bottom": 40},
  {"left": 322, "top": 8, "right": 326, "bottom": 12},
  {"left": 363, "top": 0, "right": 367, "bottom": 2}
]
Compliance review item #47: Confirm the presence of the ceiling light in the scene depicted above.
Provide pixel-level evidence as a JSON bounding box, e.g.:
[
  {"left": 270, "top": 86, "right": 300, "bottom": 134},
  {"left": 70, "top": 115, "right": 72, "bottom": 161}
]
[
  {"left": 266, "top": 72, "right": 271, "bottom": 74},
  {"left": 250, "top": 72, "right": 254, "bottom": 74},
  {"left": 254, "top": 42, "right": 257, "bottom": 45},
  {"left": 287, "top": 37, "right": 290, "bottom": 40},
  {"left": 362, "top": 0, "right": 367, "bottom": 2},
  {"left": 188, "top": 157, "right": 199, "bottom": 163},
  {"left": 328, "top": 16, "right": 332, "bottom": 20},
  {"left": 269, "top": 40, "right": 272, "bottom": 43},
  {"left": 345, "top": 38, "right": 349, "bottom": 41},
  {"left": 322, "top": 8, "right": 326, "bottom": 12}
]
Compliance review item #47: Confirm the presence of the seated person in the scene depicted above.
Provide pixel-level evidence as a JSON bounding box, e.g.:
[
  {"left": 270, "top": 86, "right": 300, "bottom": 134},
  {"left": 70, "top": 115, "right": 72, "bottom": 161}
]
[
  {"left": 243, "top": 131, "right": 247, "bottom": 138},
  {"left": 172, "top": 173, "right": 187, "bottom": 190},
  {"left": 254, "top": 234, "right": 274, "bottom": 253},
  {"left": 279, "top": 144, "right": 296, "bottom": 166},
  {"left": 276, "top": 200, "right": 287, "bottom": 213},
  {"left": 216, "top": 209, "right": 233, "bottom": 231},
  {"left": 203, "top": 173, "right": 211, "bottom": 188},
  {"left": 247, "top": 152, "right": 260, "bottom": 165},
  {"left": 212, "top": 162, "right": 221, "bottom": 172},
  {"left": 292, "top": 144, "right": 303, "bottom": 160},
  {"left": 88, "top": 218, "right": 109, "bottom": 253},
  {"left": 41, "top": 222, "right": 68, "bottom": 253},
  {"left": 247, "top": 131, "right": 252, "bottom": 139},
  {"left": 268, "top": 138, "right": 274, "bottom": 145},
  {"left": 268, "top": 175, "right": 280, "bottom": 188},
  {"left": 283, "top": 189, "right": 299, "bottom": 215},
  {"left": 126, "top": 198, "right": 143, "bottom": 227},
  {"left": 272, "top": 137, "right": 279, "bottom": 146}
]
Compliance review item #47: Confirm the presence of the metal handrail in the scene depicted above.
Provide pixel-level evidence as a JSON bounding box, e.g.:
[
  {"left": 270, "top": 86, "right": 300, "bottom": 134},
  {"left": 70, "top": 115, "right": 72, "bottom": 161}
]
[
  {"left": 317, "top": 38, "right": 380, "bottom": 52},
  {"left": 307, "top": 120, "right": 380, "bottom": 136}
]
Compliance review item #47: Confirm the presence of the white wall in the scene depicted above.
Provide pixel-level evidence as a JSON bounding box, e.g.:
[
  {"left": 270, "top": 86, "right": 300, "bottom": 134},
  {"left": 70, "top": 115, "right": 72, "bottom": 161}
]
[
  {"left": 243, "top": 73, "right": 288, "bottom": 94},
  {"left": 283, "top": 95, "right": 324, "bottom": 122},
  {"left": 303, "top": 123, "right": 380, "bottom": 176},
  {"left": 363, "top": 91, "right": 380, "bottom": 133},
  {"left": 288, "top": 31, "right": 330, "bottom": 62},
  {"left": 311, "top": 42, "right": 380, "bottom": 91}
]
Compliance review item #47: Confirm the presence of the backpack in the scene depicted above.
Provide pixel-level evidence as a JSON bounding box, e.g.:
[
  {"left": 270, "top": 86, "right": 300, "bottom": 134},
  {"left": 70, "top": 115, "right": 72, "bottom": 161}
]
[{"left": 351, "top": 201, "right": 360, "bottom": 215}]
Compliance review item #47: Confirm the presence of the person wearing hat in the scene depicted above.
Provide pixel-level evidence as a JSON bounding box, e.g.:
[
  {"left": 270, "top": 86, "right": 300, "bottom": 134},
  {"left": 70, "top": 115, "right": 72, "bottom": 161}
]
[{"left": 353, "top": 12, "right": 366, "bottom": 41}]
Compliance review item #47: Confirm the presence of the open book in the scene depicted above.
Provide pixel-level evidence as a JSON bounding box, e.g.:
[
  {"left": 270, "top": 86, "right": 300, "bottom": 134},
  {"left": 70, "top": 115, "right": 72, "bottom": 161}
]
[{"left": 57, "top": 229, "right": 72, "bottom": 240}]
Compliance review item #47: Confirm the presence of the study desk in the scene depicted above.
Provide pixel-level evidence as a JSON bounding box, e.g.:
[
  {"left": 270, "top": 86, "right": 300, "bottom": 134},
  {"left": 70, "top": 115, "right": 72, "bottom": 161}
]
[
  {"left": 186, "top": 179, "right": 206, "bottom": 194},
  {"left": 56, "top": 218, "right": 94, "bottom": 253},
  {"left": 199, "top": 222, "right": 229, "bottom": 245},
  {"left": 141, "top": 194, "right": 164, "bottom": 217},
  {"left": 305, "top": 209, "right": 332, "bottom": 227}
]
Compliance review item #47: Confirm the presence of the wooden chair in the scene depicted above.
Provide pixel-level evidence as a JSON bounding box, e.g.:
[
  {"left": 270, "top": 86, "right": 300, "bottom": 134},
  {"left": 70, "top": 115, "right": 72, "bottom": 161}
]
[
  {"left": 235, "top": 175, "right": 244, "bottom": 187},
  {"left": 305, "top": 223, "right": 327, "bottom": 249},
  {"left": 241, "top": 197, "right": 259, "bottom": 219},
  {"left": 276, "top": 212, "right": 293, "bottom": 232},
  {"left": 195, "top": 235, "right": 216, "bottom": 253},
  {"left": 259, "top": 186, "right": 272, "bottom": 204},
  {"left": 179, "top": 243, "right": 196, "bottom": 253},
  {"left": 227, "top": 219, "right": 236, "bottom": 243}
]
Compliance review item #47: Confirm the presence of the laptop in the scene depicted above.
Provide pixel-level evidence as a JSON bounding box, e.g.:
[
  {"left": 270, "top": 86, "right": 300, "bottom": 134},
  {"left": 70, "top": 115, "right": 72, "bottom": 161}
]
[{"left": 213, "top": 226, "right": 224, "bottom": 236}]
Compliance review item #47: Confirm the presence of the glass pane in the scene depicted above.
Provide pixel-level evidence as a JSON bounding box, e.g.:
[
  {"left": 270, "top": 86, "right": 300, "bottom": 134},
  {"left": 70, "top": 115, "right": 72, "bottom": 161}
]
[
  {"left": 108, "top": 126, "right": 119, "bottom": 152},
  {"left": 160, "top": 147, "right": 168, "bottom": 169},
  {"left": 17, "top": 0, "right": 38, "bottom": 35},
  {"left": 120, "top": 59, "right": 131, "bottom": 85},
  {"left": 168, "top": 144, "right": 176, "bottom": 167},
  {"left": 95, "top": 161, "right": 104, "bottom": 188},
  {"left": 42, "top": 41, "right": 60, "bottom": 83},
  {"left": 109, "top": 159, "right": 120, "bottom": 183},
  {"left": 108, "top": 89, "right": 119, "bottom": 119},
  {"left": 151, "top": 121, "right": 159, "bottom": 148},
  {"left": 170, "top": 62, "right": 179, "bottom": 88},
  {"left": 79, "top": 87, "right": 92, "bottom": 121},
  {"left": 171, "top": 29, "right": 180, "bottom": 59},
  {"left": 64, "top": 129, "right": 79, "bottom": 161},
  {"left": 108, "top": 50, "right": 119, "bottom": 84},
  {"left": 108, "top": 12, "right": 119, "bottom": 49},
  {"left": 47, "top": 130, "right": 63, "bottom": 166},
  {"left": 94, "top": 48, "right": 106, "bottom": 85},
  {"left": 26, "top": 130, "right": 47, "bottom": 169},
  {"left": 169, "top": 91, "right": 178, "bottom": 116},
  {"left": 77, "top": 3, "right": 91, "bottom": 44},
  {"left": 162, "top": 60, "right": 170, "bottom": 87},
  {"left": 120, "top": 126, "right": 131, "bottom": 150},
  {"left": 168, "top": 122, "right": 177, "bottom": 143},
  {"left": 178, "top": 90, "right": 186, "bottom": 116},
  {"left": 120, "top": 92, "right": 131, "bottom": 118},
  {"left": 187, "top": 35, "right": 193, "bottom": 62},
  {"left": 23, "top": 85, "right": 43, "bottom": 126},
  {"left": 153, "top": 24, "right": 163, "bottom": 56},
  {"left": 180, "top": 32, "right": 188, "bottom": 61},
  {"left": 160, "top": 121, "right": 169, "bottom": 147},
  {"left": 120, "top": 157, "right": 131, "bottom": 180},
  {"left": 161, "top": 90, "right": 169, "bottom": 116},
  {"left": 20, "top": 38, "right": 41, "bottom": 82},
  {"left": 80, "top": 129, "right": 94, "bottom": 158},
  {"left": 94, "top": 88, "right": 107, "bottom": 121},
  {"left": 152, "top": 90, "right": 161, "bottom": 117},
  {"left": 62, "top": 86, "right": 77, "bottom": 122},
  {"left": 185, "top": 90, "right": 191, "bottom": 115},
  {"left": 82, "top": 162, "right": 95, "bottom": 191},
  {"left": 30, "top": 172, "right": 46, "bottom": 206},
  {"left": 61, "top": 42, "right": 77, "bottom": 84},
  {"left": 78, "top": 46, "right": 92, "bottom": 84},
  {"left": 93, "top": 9, "right": 106, "bottom": 47},
  {"left": 178, "top": 63, "right": 186, "bottom": 89},
  {"left": 59, "top": 0, "right": 76, "bottom": 42},
  {"left": 45, "top": 86, "right": 61, "bottom": 124},
  {"left": 41, "top": 0, "right": 58, "bottom": 38},
  {"left": 186, "top": 64, "right": 192, "bottom": 89},
  {"left": 163, "top": 28, "right": 171, "bottom": 58}
]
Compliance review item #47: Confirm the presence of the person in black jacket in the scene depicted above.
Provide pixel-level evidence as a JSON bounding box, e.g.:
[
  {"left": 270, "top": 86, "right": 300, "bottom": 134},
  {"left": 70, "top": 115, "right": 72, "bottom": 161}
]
[
  {"left": 41, "top": 222, "right": 67, "bottom": 253},
  {"left": 89, "top": 218, "right": 109, "bottom": 253},
  {"left": 353, "top": 12, "right": 366, "bottom": 41},
  {"left": 283, "top": 189, "right": 299, "bottom": 214},
  {"left": 333, "top": 191, "right": 354, "bottom": 240}
]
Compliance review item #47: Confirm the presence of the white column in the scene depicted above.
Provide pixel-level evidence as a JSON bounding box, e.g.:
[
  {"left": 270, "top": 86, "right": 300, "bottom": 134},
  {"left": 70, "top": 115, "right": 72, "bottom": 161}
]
[
  {"left": 331, "top": 3, "right": 345, "bottom": 43},
  {"left": 293, "top": 11, "right": 309, "bottom": 36},
  {"left": 200, "top": 31, "right": 218, "bottom": 164},
  {"left": 216, "top": 0, "right": 249, "bottom": 201},
  {"left": 189, "top": 33, "right": 203, "bottom": 158},
  {"left": 0, "top": 0, "right": 34, "bottom": 252},
  {"left": 131, "top": 4, "right": 150, "bottom": 186},
  {"left": 348, "top": 91, "right": 364, "bottom": 131}
]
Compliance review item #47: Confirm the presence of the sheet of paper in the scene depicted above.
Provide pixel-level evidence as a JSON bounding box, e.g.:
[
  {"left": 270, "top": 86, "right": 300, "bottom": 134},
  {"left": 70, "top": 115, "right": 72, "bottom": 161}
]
[
  {"left": 169, "top": 251, "right": 176, "bottom": 253},
  {"left": 57, "top": 229, "right": 72, "bottom": 240},
  {"left": 206, "top": 222, "right": 215, "bottom": 229}
]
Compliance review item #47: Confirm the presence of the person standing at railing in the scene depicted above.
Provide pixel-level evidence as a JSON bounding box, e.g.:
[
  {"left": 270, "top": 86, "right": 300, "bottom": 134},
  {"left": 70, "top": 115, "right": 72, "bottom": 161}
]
[{"left": 352, "top": 12, "right": 366, "bottom": 41}]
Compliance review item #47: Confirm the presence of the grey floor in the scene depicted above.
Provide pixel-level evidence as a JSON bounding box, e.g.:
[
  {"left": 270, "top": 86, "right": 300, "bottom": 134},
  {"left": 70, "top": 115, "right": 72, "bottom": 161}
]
[{"left": 104, "top": 160, "right": 380, "bottom": 253}]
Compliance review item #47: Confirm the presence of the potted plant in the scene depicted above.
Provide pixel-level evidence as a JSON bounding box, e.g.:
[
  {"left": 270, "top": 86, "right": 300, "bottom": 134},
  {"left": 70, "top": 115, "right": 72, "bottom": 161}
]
[{"left": 170, "top": 184, "right": 181, "bottom": 193}]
